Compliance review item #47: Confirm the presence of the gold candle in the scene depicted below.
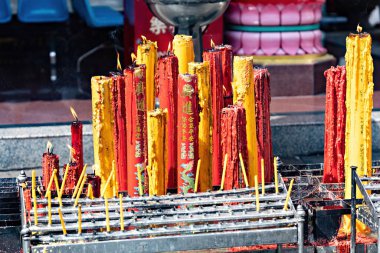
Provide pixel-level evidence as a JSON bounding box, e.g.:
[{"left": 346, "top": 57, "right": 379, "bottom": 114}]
[
  {"left": 173, "top": 35, "right": 194, "bottom": 74},
  {"left": 239, "top": 153, "right": 249, "bottom": 188},
  {"left": 32, "top": 170, "right": 38, "bottom": 226},
  {"left": 232, "top": 56, "right": 258, "bottom": 186},
  {"left": 274, "top": 157, "right": 279, "bottom": 194},
  {"left": 188, "top": 61, "right": 212, "bottom": 192},
  {"left": 284, "top": 179, "right": 294, "bottom": 211},
  {"left": 91, "top": 76, "right": 115, "bottom": 198},
  {"left": 137, "top": 35, "right": 157, "bottom": 111},
  {"left": 344, "top": 26, "right": 374, "bottom": 198},
  {"left": 147, "top": 109, "right": 168, "bottom": 196},
  {"left": 261, "top": 158, "right": 265, "bottom": 195}
]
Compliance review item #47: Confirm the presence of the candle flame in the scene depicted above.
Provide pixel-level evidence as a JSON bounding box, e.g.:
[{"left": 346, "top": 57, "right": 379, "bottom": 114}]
[
  {"left": 70, "top": 106, "right": 79, "bottom": 121},
  {"left": 141, "top": 35, "right": 147, "bottom": 44},
  {"left": 131, "top": 53, "right": 137, "bottom": 63},
  {"left": 167, "top": 42, "right": 171, "bottom": 53},
  {"left": 116, "top": 52, "right": 122, "bottom": 72},
  {"left": 210, "top": 39, "right": 215, "bottom": 49},
  {"left": 46, "top": 141, "right": 53, "bottom": 154},
  {"left": 357, "top": 24, "right": 362, "bottom": 33}
]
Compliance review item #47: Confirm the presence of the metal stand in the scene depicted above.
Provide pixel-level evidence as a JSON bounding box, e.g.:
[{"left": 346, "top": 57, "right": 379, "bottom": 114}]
[
  {"left": 17, "top": 171, "right": 31, "bottom": 253},
  {"left": 351, "top": 166, "right": 357, "bottom": 253}
]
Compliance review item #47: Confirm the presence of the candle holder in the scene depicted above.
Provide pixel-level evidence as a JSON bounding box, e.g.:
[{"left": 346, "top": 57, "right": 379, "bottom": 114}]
[{"left": 144, "top": 0, "right": 231, "bottom": 61}]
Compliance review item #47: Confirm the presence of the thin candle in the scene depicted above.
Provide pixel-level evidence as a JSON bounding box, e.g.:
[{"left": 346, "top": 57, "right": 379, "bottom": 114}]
[
  {"left": 72, "top": 164, "right": 87, "bottom": 199},
  {"left": 284, "top": 179, "right": 294, "bottom": 211},
  {"left": 254, "top": 175, "right": 260, "bottom": 212},
  {"left": 220, "top": 154, "right": 229, "bottom": 191},
  {"left": 78, "top": 204, "right": 82, "bottom": 235},
  {"left": 274, "top": 157, "right": 279, "bottom": 194},
  {"left": 53, "top": 173, "right": 62, "bottom": 207},
  {"left": 58, "top": 208, "right": 67, "bottom": 235},
  {"left": 45, "top": 169, "right": 57, "bottom": 197},
  {"left": 239, "top": 153, "right": 249, "bottom": 188},
  {"left": 112, "top": 160, "right": 117, "bottom": 197},
  {"left": 261, "top": 159, "right": 265, "bottom": 196},
  {"left": 87, "top": 184, "right": 94, "bottom": 199},
  {"left": 105, "top": 197, "right": 110, "bottom": 232},
  {"left": 137, "top": 164, "right": 143, "bottom": 196},
  {"left": 101, "top": 165, "right": 115, "bottom": 197},
  {"left": 194, "top": 159, "right": 201, "bottom": 193},
  {"left": 47, "top": 190, "right": 52, "bottom": 226},
  {"left": 74, "top": 174, "right": 87, "bottom": 207},
  {"left": 32, "top": 170, "right": 38, "bottom": 226},
  {"left": 59, "top": 163, "right": 70, "bottom": 197},
  {"left": 119, "top": 193, "right": 124, "bottom": 231}
]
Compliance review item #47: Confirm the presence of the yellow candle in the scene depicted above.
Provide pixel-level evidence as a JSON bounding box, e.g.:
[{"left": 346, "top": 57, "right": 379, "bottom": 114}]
[
  {"left": 194, "top": 159, "right": 201, "bottom": 193},
  {"left": 112, "top": 160, "right": 117, "bottom": 197},
  {"left": 119, "top": 193, "right": 124, "bottom": 231},
  {"left": 239, "top": 153, "right": 249, "bottom": 188},
  {"left": 78, "top": 204, "right": 82, "bottom": 235},
  {"left": 101, "top": 163, "right": 115, "bottom": 198},
  {"left": 261, "top": 159, "right": 265, "bottom": 195},
  {"left": 59, "top": 164, "right": 70, "bottom": 198},
  {"left": 137, "top": 164, "right": 143, "bottom": 196},
  {"left": 189, "top": 62, "right": 212, "bottom": 192},
  {"left": 58, "top": 208, "right": 67, "bottom": 235},
  {"left": 254, "top": 175, "right": 260, "bottom": 212},
  {"left": 45, "top": 169, "right": 57, "bottom": 197},
  {"left": 91, "top": 76, "right": 115, "bottom": 198},
  {"left": 220, "top": 154, "right": 229, "bottom": 191},
  {"left": 137, "top": 35, "right": 157, "bottom": 111},
  {"left": 87, "top": 184, "right": 94, "bottom": 199},
  {"left": 344, "top": 26, "right": 374, "bottom": 198},
  {"left": 105, "top": 197, "right": 110, "bottom": 232},
  {"left": 53, "top": 173, "right": 62, "bottom": 207},
  {"left": 73, "top": 164, "right": 87, "bottom": 199},
  {"left": 147, "top": 109, "right": 168, "bottom": 196},
  {"left": 74, "top": 174, "right": 87, "bottom": 207},
  {"left": 284, "top": 179, "right": 294, "bottom": 211},
  {"left": 274, "top": 157, "right": 279, "bottom": 194},
  {"left": 173, "top": 35, "right": 194, "bottom": 74},
  {"left": 32, "top": 170, "right": 38, "bottom": 226},
  {"left": 232, "top": 56, "right": 258, "bottom": 187},
  {"left": 47, "top": 190, "right": 52, "bottom": 226}
]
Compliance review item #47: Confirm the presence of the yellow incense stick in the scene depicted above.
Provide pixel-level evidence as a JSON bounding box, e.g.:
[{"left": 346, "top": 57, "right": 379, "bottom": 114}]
[
  {"left": 32, "top": 170, "right": 38, "bottom": 226},
  {"left": 74, "top": 174, "right": 87, "bottom": 207},
  {"left": 101, "top": 165, "right": 115, "bottom": 197},
  {"left": 53, "top": 173, "right": 62, "bottom": 207},
  {"left": 254, "top": 175, "right": 260, "bottom": 212},
  {"left": 194, "top": 159, "right": 201, "bottom": 193},
  {"left": 45, "top": 169, "right": 57, "bottom": 197},
  {"left": 72, "top": 164, "right": 88, "bottom": 199},
  {"left": 261, "top": 159, "right": 265, "bottom": 196},
  {"left": 112, "top": 160, "right": 117, "bottom": 197},
  {"left": 87, "top": 184, "right": 94, "bottom": 199},
  {"left": 105, "top": 197, "right": 110, "bottom": 232},
  {"left": 283, "top": 179, "right": 294, "bottom": 211},
  {"left": 59, "top": 164, "right": 70, "bottom": 198},
  {"left": 47, "top": 190, "right": 52, "bottom": 226},
  {"left": 220, "top": 154, "right": 229, "bottom": 191},
  {"left": 137, "top": 164, "right": 143, "bottom": 196},
  {"left": 119, "top": 194, "right": 124, "bottom": 231},
  {"left": 239, "top": 153, "right": 249, "bottom": 188},
  {"left": 58, "top": 208, "right": 67, "bottom": 235},
  {"left": 274, "top": 157, "right": 279, "bottom": 194},
  {"left": 78, "top": 204, "right": 82, "bottom": 234}
]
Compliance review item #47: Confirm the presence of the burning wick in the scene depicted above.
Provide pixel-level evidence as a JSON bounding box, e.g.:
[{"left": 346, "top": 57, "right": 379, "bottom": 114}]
[
  {"left": 70, "top": 106, "right": 79, "bottom": 122},
  {"left": 357, "top": 24, "right": 362, "bottom": 33},
  {"left": 131, "top": 53, "right": 137, "bottom": 66},
  {"left": 116, "top": 52, "right": 122, "bottom": 72},
  {"left": 141, "top": 35, "right": 147, "bottom": 44},
  {"left": 210, "top": 39, "right": 215, "bottom": 49},
  {"left": 167, "top": 42, "right": 172, "bottom": 55},
  {"left": 46, "top": 140, "right": 53, "bottom": 155}
]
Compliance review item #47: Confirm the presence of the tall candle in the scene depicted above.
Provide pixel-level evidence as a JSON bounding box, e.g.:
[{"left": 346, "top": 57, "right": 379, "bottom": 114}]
[
  {"left": 203, "top": 48, "right": 224, "bottom": 188},
  {"left": 156, "top": 51, "right": 179, "bottom": 191},
  {"left": 323, "top": 66, "right": 346, "bottom": 183},
  {"left": 91, "top": 76, "right": 115, "bottom": 198},
  {"left": 173, "top": 35, "right": 194, "bottom": 74},
  {"left": 188, "top": 61, "right": 212, "bottom": 192},
  {"left": 177, "top": 74, "right": 199, "bottom": 194},
  {"left": 111, "top": 73, "right": 128, "bottom": 192},
  {"left": 254, "top": 69, "right": 273, "bottom": 183},
  {"left": 232, "top": 56, "right": 258, "bottom": 186},
  {"left": 221, "top": 104, "right": 248, "bottom": 190},
  {"left": 42, "top": 141, "right": 59, "bottom": 191},
  {"left": 70, "top": 107, "right": 83, "bottom": 171},
  {"left": 124, "top": 64, "right": 147, "bottom": 197},
  {"left": 137, "top": 36, "right": 157, "bottom": 112},
  {"left": 344, "top": 27, "right": 374, "bottom": 198},
  {"left": 215, "top": 44, "right": 233, "bottom": 107},
  {"left": 147, "top": 108, "right": 168, "bottom": 196}
]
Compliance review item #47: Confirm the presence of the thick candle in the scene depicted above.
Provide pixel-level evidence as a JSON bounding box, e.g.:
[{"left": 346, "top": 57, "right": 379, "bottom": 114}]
[
  {"left": 111, "top": 74, "right": 128, "bottom": 192},
  {"left": 203, "top": 48, "right": 224, "bottom": 188},
  {"left": 232, "top": 56, "right": 258, "bottom": 186},
  {"left": 155, "top": 52, "right": 179, "bottom": 191},
  {"left": 323, "top": 66, "right": 346, "bottom": 184},
  {"left": 221, "top": 104, "right": 248, "bottom": 190},
  {"left": 254, "top": 69, "right": 273, "bottom": 183},
  {"left": 124, "top": 64, "right": 148, "bottom": 197},
  {"left": 344, "top": 29, "right": 374, "bottom": 198},
  {"left": 62, "top": 161, "right": 79, "bottom": 195},
  {"left": 91, "top": 76, "right": 115, "bottom": 198},
  {"left": 147, "top": 108, "right": 168, "bottom": 196},
  {"left": 188, "top": 61, "right": 212, "bottom": 192},
  {"left": 173, "top": 35, "right": 194, "bottom": 74},
  {"left": 137, "top": 36, "right": 157, "bottom": 112},
  {"left": 177, "top": 74, "right": 199, "bottom": 194},
  {"left": 70, "top": 107, "right": 83, "bottom": 171},
  {"left": 215, "top": 44, "right": 233, "bottom": 107},
  {"left": 42, "top": 141, "right": 59, "bottom": 191}
]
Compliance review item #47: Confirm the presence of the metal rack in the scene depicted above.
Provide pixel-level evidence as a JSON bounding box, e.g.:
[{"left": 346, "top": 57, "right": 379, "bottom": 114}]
[{"left": 17, "top": 171, "right": 306, "bottom": 253}]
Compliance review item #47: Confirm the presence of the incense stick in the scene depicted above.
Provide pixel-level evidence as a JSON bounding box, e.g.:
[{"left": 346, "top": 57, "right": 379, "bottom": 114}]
[
  {"left": 58, "top": 208, "right": 67, "bottom": 235},
  {"left": 220, "top": 154, "right": 228, "bottom": 191},
  {"left": 254, "top": 175, "right": 260, "bottom": 212},
  {"left": 45, "top": 169, "right": 57, "bottom": 197},
  {"left": 194, "top": 159, "right": 201, "bottom": 193},
  {"left": 32, "top": 170, "right": 38, "bottom": 226},
  {"left": 274, "top": 157, "right": 279, "bottom": 194},
  {"left": 72, "top": 164, "right": 88, "bottom": 199},
  {"left": 74, "top": 174, "right": 87, "bottom": 207},
  {"left": 239, "top": 153, "right": 249, "bottom": 188},
  {"left": 137, "top": 164, "right": 143, "bottom": 196},
  {"left": 283, "top": 179, "right": 294, "bottom": 211},
  {"left": 101, "top": 165, "right": 115, "bottom": 198},
  {"left": 78, "top": 204, "right": 82, "bottom": 235},
  {"left": 119, "top": 193, "right": 124, "bottom": 231},
  {"left": 47, "top": 190, "right": 52, "bottom": 226},
  {"left": 59, "top": 164, "right": 70, "bottom": 198},
  {"left": 261, "top": 158, "right": 265, "bottom": 196}
]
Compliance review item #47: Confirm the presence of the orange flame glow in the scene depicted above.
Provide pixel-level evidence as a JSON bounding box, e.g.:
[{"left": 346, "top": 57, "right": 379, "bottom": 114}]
[
  {"left": 210, "top": 39, "right": 215, "bottom": 49},
  {"left": 116, "top": 52, "right": 122, "bottom": 72},
  {"left": 167, "top": 42, "right": 171, "bottom": 53},
  {"left": 131, "top": 53, "right": 137, "bottom": 63},
  {"left": 46, "top": 141, "right": 53, "bottom": 154},
  {"left": 357, "top": 24, "right": 362, "bottom": 33},
  {"left": 70, "top": 106, "right": 78, "bottom": 121}
]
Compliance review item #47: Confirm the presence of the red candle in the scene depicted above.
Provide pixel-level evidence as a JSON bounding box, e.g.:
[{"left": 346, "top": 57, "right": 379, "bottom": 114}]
[
  {"left": 70, "top": 107, "right": 83, "bottom": 171},
  {"left": 323, "top": 66, "right": 346, "bottom": 183},
  {"left": 177, "top": 74, "right": 199, "bottom": 194},
  {"left": 155, "top": 51, "right": 179, "bottom": 191},
  {"left": 111, "top": 73, "right": 128, "bottom": 192},
  {"left": 221, "top": 104, "right": 248, "bottom": 190},
  {"left": 63, "top": 161, "right": 79, "bottom": 195},
  {"left": 203, "top": 48, "right": 224, "bottom": 187},
  {"left": 215, "top": 44, "right": 233, "bottom": 107},
  {"left": 254, "top": 69, "right": 273, "bottom": 183},
  {"left": 42, "top": 141, "right": 59, "bottom": 191},
  {"left": 124, "top": 63, "right": 148, "bottom": 197}
]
